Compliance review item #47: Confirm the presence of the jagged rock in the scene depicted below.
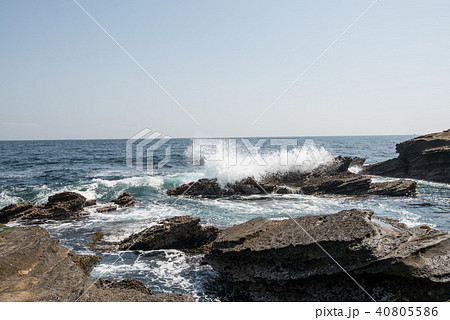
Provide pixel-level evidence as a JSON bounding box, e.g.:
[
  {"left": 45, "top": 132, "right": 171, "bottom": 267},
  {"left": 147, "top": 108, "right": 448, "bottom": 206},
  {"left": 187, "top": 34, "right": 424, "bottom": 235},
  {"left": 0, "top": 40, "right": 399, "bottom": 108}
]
[
  {"left": 46, "top": 192, "right": 86, "bottom": 211},
  {"left": 205, "top": 209, "right": 450, "bottom": 301},
  {"left": 368, "top": 180, "right": 417, "bottom": 197},
  {"left": 299, "top": 173, "right": 372, "bottom": 195},
  {"left": 0, "top": 192, "right": 90, "bottom": 223},
  {"left": 110, "top": 192, "right": 136, "bottom": 207},
  {"left": 0, "top": 192, "right": 137, "bottom": 223},
  {"left": 0, "top": 202, "right": 38, "bottom": 224},
  {"left": 166, "top": 179, "right": 223, "bottom": 197},
  {"left": 84, "top": 199, "right": 97, "bottom": 207},
  {"left": 364, "top": 129, "right": 450, "bottom": 183},
  {"left": 119, "top": 216, "right": 219, "bottom": 251},
  {"left": 167, "top": 157, "right": 417, "bottom": 198},
  {"left": 96, "top": 205, "right": 117, "bottom": 213},
  {"left": 0, "top": 226, "right": 193, "bottom": 302}
]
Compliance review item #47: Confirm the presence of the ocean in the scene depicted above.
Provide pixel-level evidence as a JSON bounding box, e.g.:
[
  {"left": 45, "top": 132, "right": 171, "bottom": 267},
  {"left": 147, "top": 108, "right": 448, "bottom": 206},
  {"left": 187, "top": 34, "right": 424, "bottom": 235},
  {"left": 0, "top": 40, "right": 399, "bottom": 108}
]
[{"left": 0, "top": 135, "right": 449, "bottom": 301}]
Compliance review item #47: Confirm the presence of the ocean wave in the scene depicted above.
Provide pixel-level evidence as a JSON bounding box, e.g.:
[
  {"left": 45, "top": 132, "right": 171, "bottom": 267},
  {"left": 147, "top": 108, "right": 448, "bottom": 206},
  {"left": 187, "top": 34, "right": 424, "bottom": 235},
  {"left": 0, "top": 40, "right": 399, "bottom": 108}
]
[{"left": 202, "top": 140, "right": 334, "bottom": 186}]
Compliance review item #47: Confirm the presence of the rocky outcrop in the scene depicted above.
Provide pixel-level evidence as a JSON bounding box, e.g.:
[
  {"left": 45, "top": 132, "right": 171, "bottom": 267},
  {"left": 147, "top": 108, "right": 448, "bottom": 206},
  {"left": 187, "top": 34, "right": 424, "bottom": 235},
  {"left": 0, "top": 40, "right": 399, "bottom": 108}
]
[
  {"left": 167, "top": 157, "right": 417, "bottom": 198},
  {"left": 205, "top": 209, "right": 450, "bottom": 301},
  {"left": 110, "top": 192, "right": 136, "bottom": 207},
  {"left": 0, "top": 192, "right": 90, "bottom": 223},
  {"left": 368, "top": 180, "right": 417, "bottom": 197},
  {"left": 364, "top": 129, "right": 450, "bottom": 183},
  {"left": 0, "top": 192, "right": 137, "bottom": 223},
  {"left": 0, "top": 225, "right": 193, "bottom": 302},
  {"left": 119, "top": 216, "right": 219, "bottom": 252}
]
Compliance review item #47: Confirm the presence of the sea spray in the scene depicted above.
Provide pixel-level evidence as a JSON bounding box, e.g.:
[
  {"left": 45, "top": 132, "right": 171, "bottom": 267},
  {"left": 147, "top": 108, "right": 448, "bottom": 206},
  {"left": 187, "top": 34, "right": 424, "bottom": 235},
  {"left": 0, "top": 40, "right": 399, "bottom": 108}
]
[{"left": 200, "top": 139, "right": 334, "bottom": 186}]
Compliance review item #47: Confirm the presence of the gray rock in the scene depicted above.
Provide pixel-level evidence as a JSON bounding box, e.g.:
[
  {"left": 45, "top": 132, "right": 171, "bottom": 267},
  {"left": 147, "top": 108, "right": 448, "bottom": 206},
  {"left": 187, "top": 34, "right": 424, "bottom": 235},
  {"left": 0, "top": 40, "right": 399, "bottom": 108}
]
[
  {"left": 0, "top": 226, "right": 193, "bottom": 302},
  {"left": 119, "top": 216, "right": 219, "bottom": 251},
  {"left": 167, "top": 157, "right": 417, "bottom": 198},
  {"left": 205, "top": 209, "right": 450, "bottom": 301},
  {"left": 0, "top": 192, "right": 137, "bottom": 223},
  {"left": 364, "top": 129, "right": 450, "bottom": 183},
  {"left": 0, "top": 192, "right": 90, "bottom": 223},
  {"left": 110, "top": 192, "right": 136, "bottom": 207}
]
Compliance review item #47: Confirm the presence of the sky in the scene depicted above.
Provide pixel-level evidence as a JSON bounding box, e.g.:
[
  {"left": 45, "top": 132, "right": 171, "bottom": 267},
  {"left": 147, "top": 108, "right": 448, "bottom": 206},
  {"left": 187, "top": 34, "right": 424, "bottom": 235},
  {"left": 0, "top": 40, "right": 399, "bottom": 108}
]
[{"left": 0, "top": 0, "right": 449, "bottom": 140}]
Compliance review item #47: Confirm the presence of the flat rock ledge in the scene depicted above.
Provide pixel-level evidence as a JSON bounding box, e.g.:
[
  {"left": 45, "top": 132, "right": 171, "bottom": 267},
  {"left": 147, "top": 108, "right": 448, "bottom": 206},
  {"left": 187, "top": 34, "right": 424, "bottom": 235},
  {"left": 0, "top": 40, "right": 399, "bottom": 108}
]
[
  {"left": 167, "top": 156, "right": 417, "bottom": 198},
  {"left": 364, "top": 129, "right": 450, "bottom": 183},
  {"left": 0, "top": 225, "right": 193, "bottom": 302},
  {"left": 0, "top": 192, "right": 136, "bottom": 224},
  {"left": 119, "top": 216, "right": 219, "bottom": 252},
  {"left": 205, "top": 209, "right": 450, "bottom": 301}
]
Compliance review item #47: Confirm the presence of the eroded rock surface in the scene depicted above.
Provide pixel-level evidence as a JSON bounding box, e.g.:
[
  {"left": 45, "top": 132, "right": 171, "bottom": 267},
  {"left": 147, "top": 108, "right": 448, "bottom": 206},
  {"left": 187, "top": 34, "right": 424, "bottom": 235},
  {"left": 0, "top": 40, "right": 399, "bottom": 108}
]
[
  {"left": 0, "top": 192, "right": 137, "bottom": 223},
  {"left": 119, "top": 216, "right": 219, "bottom": 251},
  {"left": 167, "top": 157, "right": 417, "bottom": 198},
  {"left": 205, "top": 209, "right": 450, "bottom": 301},
  {"left": 364, "top": 129, "right": 450, "bottom": 183},
  {"left": 0, "top": 226, "right": 193, "bottom": 302},
  {"left": 0, "top": 192, "right": 89, "bottom": 223}
]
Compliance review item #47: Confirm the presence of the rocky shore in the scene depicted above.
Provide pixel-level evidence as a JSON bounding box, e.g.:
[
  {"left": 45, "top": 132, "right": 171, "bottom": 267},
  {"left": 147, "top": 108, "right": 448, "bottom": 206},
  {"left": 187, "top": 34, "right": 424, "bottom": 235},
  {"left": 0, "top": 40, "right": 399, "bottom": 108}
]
[
  {"left": 0, "top": 192, "right": 136, "bottom": 224},
  {"left": 0, "top": 224, "right": 193, "bottom": 302},
  {"left": 363, "top": 129, "right": 450, "bottom": 183},
  {"left": 167, "top": 156, "right": 417, "bottom": 198},
  {"left": 1, "top": 127, "right": 449, "bottom": 302},
  {"left": 1, "top": 190, "right": 449, "bottom": 301},
  {"left": 205, "top": 210, "right": 449, "bottom": 301}
]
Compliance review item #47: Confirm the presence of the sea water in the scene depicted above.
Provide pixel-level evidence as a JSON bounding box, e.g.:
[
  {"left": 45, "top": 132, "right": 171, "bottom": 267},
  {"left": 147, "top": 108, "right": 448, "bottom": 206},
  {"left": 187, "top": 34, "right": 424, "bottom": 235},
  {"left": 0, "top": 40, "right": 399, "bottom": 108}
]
[{"left": 0, "top": 136, "right": 449, "bottom": 300}]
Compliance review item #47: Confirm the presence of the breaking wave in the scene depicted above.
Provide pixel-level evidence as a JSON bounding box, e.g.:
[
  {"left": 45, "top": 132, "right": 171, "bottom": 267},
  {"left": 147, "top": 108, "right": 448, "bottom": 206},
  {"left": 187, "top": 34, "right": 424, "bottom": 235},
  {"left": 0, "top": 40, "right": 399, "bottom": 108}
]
[{"left": 202, "top": 140, "right": 334, "bottom": 185}]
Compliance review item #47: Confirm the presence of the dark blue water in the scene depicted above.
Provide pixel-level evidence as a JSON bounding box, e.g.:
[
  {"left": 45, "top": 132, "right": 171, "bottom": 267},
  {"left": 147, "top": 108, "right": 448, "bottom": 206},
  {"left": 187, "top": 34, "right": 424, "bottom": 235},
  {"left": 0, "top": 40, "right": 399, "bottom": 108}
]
[{"left": 1, "top": 136, "right": 449, "bottom": 301}]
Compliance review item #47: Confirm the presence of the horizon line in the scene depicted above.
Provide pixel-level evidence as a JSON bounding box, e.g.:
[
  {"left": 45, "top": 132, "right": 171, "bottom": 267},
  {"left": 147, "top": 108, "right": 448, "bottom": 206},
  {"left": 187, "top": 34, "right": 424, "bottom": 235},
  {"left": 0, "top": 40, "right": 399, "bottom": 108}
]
[{"left": 0, "top": 132, "right": 420, "bottom": 142}]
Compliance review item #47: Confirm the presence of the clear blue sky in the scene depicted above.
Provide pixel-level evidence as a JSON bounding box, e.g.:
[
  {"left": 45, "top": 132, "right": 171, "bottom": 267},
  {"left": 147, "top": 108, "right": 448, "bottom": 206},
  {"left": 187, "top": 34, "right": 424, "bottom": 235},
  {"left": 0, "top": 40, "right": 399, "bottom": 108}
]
[{"left": 1, "top": 0, "right": 449, "bottom": 140}]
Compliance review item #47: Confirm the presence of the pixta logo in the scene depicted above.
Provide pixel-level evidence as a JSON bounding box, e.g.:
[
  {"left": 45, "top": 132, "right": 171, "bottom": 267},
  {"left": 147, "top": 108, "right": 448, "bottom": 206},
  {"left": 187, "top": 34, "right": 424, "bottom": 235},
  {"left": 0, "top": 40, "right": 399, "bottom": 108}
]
[{"left": 126, "top": 128, "right": 172, "bottom": 175}]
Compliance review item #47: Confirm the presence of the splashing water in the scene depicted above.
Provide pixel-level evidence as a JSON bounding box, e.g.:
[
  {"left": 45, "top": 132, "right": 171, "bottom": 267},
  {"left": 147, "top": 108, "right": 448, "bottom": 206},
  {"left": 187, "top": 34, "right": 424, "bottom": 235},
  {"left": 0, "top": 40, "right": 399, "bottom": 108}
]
[{"left": 202, "top": 139, "right": 334, "bottom": 186}]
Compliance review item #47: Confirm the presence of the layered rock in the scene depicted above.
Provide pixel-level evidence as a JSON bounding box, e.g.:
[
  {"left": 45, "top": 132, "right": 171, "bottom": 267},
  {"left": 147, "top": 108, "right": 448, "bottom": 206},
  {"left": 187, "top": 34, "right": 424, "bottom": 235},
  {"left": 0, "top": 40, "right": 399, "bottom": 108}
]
[
  {"left": 167, "top": 157, "right": 417, "bottom": 198},
  {"left": 0, "top": 192, "right": 137, "bottom": 223},
  {"left": 364, "top": 129, "right": 450, "bottom": 183},
  {"left": 119, "top": 216, "right": 219, "bottom": 252},
  {"left": 205, "top": 209, "right": 450, "bottom": 301},
  {"left": 0, "top": 192, "right": 89, "bottom": 223},
  {"left": 110, "top": 192, "right": 136, "bottom": 207},
  {"left": 0, "top": 225, "right": 193, "bottom": 302}
]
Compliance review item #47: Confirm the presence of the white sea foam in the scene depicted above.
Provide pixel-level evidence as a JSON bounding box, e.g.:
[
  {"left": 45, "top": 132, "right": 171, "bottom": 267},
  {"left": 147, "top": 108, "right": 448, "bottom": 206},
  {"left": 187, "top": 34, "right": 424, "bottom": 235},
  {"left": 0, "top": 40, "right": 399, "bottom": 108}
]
[{"left": 202, "top": 141, "right": 334, "bottom": 186}]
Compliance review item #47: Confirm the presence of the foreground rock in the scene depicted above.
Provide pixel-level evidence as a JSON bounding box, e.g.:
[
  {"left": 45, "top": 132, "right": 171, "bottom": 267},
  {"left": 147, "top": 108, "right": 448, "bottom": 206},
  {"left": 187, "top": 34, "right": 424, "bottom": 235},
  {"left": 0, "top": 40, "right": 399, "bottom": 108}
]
[
  {"left": 119, "top": 216, "right": 219, "bottom": 252},
  {"left": 364, "top": 129, "right": 450, "bottom": 183},
  {"left": 0, "top": 192, "right": 136, "bottom": 224},
  {"left": 205, "top": 209, "right": 450, "bottom": 301},
  {"left": 0, "top": 225, "right": 193, "bottom": 302},
  {"left": 167, "top": 157, "right": 417, "bottom": 198}
]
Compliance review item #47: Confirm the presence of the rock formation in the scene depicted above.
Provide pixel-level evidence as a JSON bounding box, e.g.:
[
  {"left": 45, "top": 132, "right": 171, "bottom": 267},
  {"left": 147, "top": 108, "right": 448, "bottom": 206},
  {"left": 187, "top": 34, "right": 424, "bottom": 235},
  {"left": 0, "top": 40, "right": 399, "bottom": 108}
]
[
  {"left": 205, "top": 209, "right": 450, "bottom": 301},
  {"left": 167, "top": 156, "right": 417, "bottom": 198},
  {"left": 0, "top": 225, "right": 193, "bottom": 302},
  {"left": 119, "top": 216, "right": 219, "bottom": 252},
  {"left": 0, "top": 192, "right": 136, "bottom": 223},
  {"left": 364, "top": 129, "right": 450, "bottom": 183}
]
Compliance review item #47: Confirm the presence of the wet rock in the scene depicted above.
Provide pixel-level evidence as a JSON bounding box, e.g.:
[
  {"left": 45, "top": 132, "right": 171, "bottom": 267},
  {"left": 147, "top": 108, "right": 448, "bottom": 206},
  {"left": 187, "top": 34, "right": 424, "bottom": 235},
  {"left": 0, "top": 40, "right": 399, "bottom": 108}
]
[
  {"left": 368, "top": 180, "right": 417, "bottom": 197},
  {"left": 0, "top": 192, "right": 90, "bottom": 223},
  {"left": 0, "top": 202, "right": 37, "bottom": 224},
  {"left": 110, "top": 192, "right": 136, "bottom": 207},
  {"left": 205, "top": 209, "right": 450, "bottom": 301},
  {"left": 84, "top": 199, "right": 97, "bottom": 207},
  {"left": 167, "top": 156, "right": 417, "bottom": 198},
  {"left": 364, "top": 129, "right": 450, "bottom": 183},
  {"left": 96, "top": 205, "right": 117, "bottom": 213},
  {"left": 119, "top": 216, "right": 219, "bottom": 251},
  {"left": 46, "top": 192, "right": 86, "bottom": 211},
  {"left": 0, "top": 192, "right": 137, "bottom": 223},
  {"left": 166, "top": 179, "right": 223, "bottom": 197},
  {"left": 0, "top": 225, "right": 194, "bottom": 302}
]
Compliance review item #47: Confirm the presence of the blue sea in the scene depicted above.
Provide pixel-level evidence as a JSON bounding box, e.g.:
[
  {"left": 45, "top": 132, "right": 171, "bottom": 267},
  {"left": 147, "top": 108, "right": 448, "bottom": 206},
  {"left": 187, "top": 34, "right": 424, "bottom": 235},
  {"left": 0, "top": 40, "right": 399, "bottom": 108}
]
[{"left": 0, "top": 136, "right": 449, "bottom": 301}]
